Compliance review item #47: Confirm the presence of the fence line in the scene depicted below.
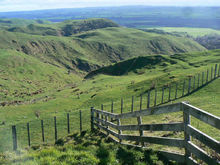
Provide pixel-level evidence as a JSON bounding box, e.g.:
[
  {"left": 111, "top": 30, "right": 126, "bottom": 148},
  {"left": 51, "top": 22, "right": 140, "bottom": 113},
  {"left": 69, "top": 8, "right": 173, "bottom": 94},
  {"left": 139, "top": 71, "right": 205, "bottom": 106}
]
[
  {"left": 100, "top": 64, "right": 220, "bottom": 113},
  {"left": 1, "top": 64, "right": 219, "bottom": 153},
  {"left": 91, "top": 102, "right": 220, "bottom": 165},
  {"left": 5, "top": 109, "right": 90, "bottom": 152}
]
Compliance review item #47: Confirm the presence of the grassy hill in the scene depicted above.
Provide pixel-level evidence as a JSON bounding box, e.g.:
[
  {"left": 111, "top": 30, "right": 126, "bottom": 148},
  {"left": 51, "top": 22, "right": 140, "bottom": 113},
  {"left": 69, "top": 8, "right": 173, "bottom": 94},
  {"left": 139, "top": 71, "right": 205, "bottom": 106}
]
[
  {"left": 0, "top": 18, "right": 207, "bottom": 104},
  {"left": 0, "top": 49, "right": 81, "bottom": 104},
  {"left": 0, "top": 18, "right": 50, "bottom": 29},
  {"left": 7, "top": 18, "right": 119, "bottom": 36},
  {"left": 0, "top": 18, "right": 219, "bottom": 164},
  {"left": 0, "top": 131, "right": 175, "bottom": 165},
  {"left": 0, "top": 49, "right": 219, "bottom": 150}
]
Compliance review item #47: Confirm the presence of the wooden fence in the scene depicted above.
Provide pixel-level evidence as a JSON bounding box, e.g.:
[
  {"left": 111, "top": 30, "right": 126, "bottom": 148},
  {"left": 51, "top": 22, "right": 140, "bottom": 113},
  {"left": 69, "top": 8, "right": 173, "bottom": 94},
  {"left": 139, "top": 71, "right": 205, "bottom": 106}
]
[
  {"left": 100, "top": 64, "right": 220, "bottom": 113},
  {"left": 91, "top": 102, "right": 220, "bottom": 165},
  {"left": 10, "top": 110, "right": 85, "bottom": 151}
]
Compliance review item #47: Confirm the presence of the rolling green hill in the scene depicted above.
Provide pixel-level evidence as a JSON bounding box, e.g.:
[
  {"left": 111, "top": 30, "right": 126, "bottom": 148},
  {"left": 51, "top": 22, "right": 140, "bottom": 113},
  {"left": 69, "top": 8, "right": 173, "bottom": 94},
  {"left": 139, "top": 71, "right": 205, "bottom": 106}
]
[
  {"left": 1, "top": 19, "right": 220, "bottom": 162},
  {"left": 0, "top": 20, "right": 207, "bottom": 104},
  {"left": 7, "top": 18, "right": 119, "bottom": 36},
  {"left": 0, "top": 49, "right": 81, "bottom": 104},
  {"left": 0, "top": 19, "right": 206, "bottom": 75}
]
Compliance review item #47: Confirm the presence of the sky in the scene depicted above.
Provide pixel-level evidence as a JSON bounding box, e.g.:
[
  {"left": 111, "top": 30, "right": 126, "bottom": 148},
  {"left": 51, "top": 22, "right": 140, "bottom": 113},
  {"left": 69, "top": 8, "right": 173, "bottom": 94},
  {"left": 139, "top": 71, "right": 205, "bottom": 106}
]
[{"left": 0, "top": 0, "right": 220, "bottom": 12}]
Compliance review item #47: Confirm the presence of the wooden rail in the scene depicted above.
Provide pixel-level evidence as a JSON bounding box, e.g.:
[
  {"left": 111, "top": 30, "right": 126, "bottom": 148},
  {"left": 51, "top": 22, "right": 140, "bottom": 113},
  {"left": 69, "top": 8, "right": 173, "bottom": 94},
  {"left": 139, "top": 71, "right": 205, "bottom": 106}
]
[{"left": 91, "top": 102, "right": 220, "bottom": 164}]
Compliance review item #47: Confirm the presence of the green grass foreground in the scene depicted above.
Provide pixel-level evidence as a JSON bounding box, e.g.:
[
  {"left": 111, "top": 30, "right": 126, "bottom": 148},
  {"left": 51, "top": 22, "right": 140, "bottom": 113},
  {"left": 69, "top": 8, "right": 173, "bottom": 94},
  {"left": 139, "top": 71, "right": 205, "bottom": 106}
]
[{"left": 0, "top": 131, "right": 177, "bottom": 165}]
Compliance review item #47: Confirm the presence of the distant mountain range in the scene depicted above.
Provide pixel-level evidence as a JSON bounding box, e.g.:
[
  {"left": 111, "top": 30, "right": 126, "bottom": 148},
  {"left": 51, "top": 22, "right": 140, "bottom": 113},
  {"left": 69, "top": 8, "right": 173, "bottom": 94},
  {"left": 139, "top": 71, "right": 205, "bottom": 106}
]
[{"left": 0, "top": 6, "right": 220, "bottom": 29}]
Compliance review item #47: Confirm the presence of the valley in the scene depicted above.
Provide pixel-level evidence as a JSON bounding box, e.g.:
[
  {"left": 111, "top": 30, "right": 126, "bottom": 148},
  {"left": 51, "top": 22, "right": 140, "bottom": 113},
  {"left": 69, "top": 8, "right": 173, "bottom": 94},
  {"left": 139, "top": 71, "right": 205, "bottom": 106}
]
[{"left": 0, "top": 15, "right": 219, "bottom": 164}]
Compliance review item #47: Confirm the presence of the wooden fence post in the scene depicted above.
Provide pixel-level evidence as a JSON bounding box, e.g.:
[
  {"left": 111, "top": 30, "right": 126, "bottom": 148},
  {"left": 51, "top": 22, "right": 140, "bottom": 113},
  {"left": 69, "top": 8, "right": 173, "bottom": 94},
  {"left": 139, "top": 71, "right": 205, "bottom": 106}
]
[
  {"left": 154, "top": 89, "right": 157, "bottom": 107},
  {"left": 111, "top": 101, "right": 114, "bottom": 121},
  {"left": 214, "top": 64, "right": 217, "bottom": 78},
  {"left": 27, "top": 123, "right": 30, "bottom": 147},
  {"left": 193, "top": 76, "right": 195, "bottom": 90},
  {"left": 168, "top": 85, "right": 171, "bottom": 101},
  {"left": 67, "top": 113, "right": 70, "bottom": 134},
  {"left": 137, "top": 116, "right": 144, "bottom": 146},
  {"left": 111, "top": 101, "right": 114, "bottom": 114},
  {"left": 105, "top": 116, "right": 109, "bottom": 136},
  {"left": 206, "top": 69, "right": 209, "bottom": 83},
  {"left": 211, "top": 67, "right": 213, "bottom": 80},
  {"left": 54, "top": 116, "right": 57, "bottom": 142},
  {"left": 131, "top": 96, "right": 134, "bottom": 112},
  {"left": 182, "top": 80, "right": 185, "bottom": 96},
  {"left": 121, "top": 98, "right": 123, "bottom": 114},
  {"left": 147, "top": 90, "right": 151, "bottom": 108},
  {"left": 188, "top": 77, "right": 191, "bottom": 94},
  {"left": 183, "top": 104, "right": 191, "bottom": 162},
  {"left": 218, "top": 64, "right": 220, "bottom": 77},
  {"left": 117, "top": 119, "right": 122, "bottom": 144},
  {"left": 140, "top": 95, "right": 142, "bottom": 110},
  {"left": 175, "top": 83, "right": 178, "bottom": 99},
  {"left": 41, "top": 120, "right": 45, "bottom": 142},
  {"left": 91, "top": 107, "right": 94, "bottom": 131},
  {"left": 101, "top": 104, "right": 104, "bottom": 120},
  {"left": 80, "top": 110, "right": 82, "bottom": 134},
  {"left": 198, "top": 73, "right": 200, "bottom": 88},
  {"left": 202, "top": 72, "right": 204, "bottom": 85},
  {"left": 12, "top": 125, "right": 17, "bottom": 151},
  {"left": 161, "top": 87, "right": 164, "bottom": 104},
  {"left": 96, "top": 111, "right": 100, "bottom": 130}
]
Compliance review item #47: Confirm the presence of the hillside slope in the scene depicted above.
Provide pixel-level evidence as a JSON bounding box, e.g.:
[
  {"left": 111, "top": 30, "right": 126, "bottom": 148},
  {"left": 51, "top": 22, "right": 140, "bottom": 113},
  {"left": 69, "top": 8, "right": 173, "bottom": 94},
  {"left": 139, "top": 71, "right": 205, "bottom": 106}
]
[
  {"left": 75, "top": 27, "right": 206, "bottom": 59},
  {"left": 7, "top": 18, "right": 119, "bottom": 36},
  {"left": 0, "top": 49, "right": 81, "bottom": 104},
  {"left": 0, "top": 23, "right": 206, "bottom": 73},
  {"left": 0, "top": 131, "right": 174, "bottom": 165}
]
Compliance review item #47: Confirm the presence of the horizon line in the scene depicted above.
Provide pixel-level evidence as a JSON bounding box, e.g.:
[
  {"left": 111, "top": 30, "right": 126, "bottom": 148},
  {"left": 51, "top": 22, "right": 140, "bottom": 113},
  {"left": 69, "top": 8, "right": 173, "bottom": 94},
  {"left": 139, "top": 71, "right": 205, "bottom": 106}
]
[{"left": 1, "top": 5, "right": 220, "bottom": 13}]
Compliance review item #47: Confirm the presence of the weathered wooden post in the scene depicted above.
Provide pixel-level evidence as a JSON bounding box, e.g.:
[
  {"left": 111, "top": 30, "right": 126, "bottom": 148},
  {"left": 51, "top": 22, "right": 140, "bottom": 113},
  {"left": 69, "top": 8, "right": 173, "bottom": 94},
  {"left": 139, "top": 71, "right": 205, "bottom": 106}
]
[
  {"left": 175, "top": 83, "right": 178, "bottom": 99},
  {"left": 96, "top": 110, "right": 100, "bottom": 130},
  {"left": 111, "top": 101, "right": 114, "bottom": 114},
  {"left": 198, "top": 73, "right": 200, "bottom": 88},
  {"left": 168, "top": 85, "right": 171, "bottom": 101},
  {"left": 214, "top": 64, "right": 217, "bottom": 78},
  {"left": 54, "top": 116, "right": 57, "bottom": 142},
  {"left": 140, "top": 95, "right": 142, "bottom": 110},
  {"left": 117, "top": 119, "right": 122, "bottom": 144},
  {"left": 91, "top": 107, "right": 94, "bottom": 131},
  {"left": 27, "top": 123, "right": 30, "bottom": 147},
  {"left": 183, "top": 103, "right": 191, "bottom": 162},
  {"left": 79, "top": 110, "right": 82, "bottom": 134},
  {"left": 188, "top": 77, "right": 191, "bottom": 94},
  {"left": 131, "top": 96, "right": 134, "bottom": 112},
  {"left": 206, "top": 69, "right": 209, "bottom": 83},
  {"left": 137, "top": 116, "right": 143, "bottom": 146},
  {"left": 211, "top": 67, "right": 213, "bottom": 80},
  {"left": 67, "top": 113, "right": 70, "bottom": 134},
  {"left": 105, "top": 115, "right": 109, "bottom": 135},
  {"left": 202, "top": 72, "right": 204, "bottom": 85},
  {"left": 111, "top": 101, "right": 114, "bottom": 121},
  {"left": 101, "top": 104, "right": 104, "bottom": 120},
  {"left": 154, "top": 89, "right": 157, "bottom": 107},
  {"left": 12, "top": 125, "right": 17, "bottom": 151},
  {"left": 182, "top": 80, "right": 185, "bottom": 96},
  {"left": 218, "top": 64, "right": 220, "bottom": 77},
  {"left": 41, "top": 120, "right": 45, "bottom": 142},
  {"left": 193, "top": 76, "right": 195, "bottom": 90},
  {"left": 161, "top": 86, "right": 164, "bottom": 104},
  {"left": 121, "top": 98, "right": 123, "bottom": 114},
  {"left": 147, "top": 90, "right": 151, "bottom": 108}
]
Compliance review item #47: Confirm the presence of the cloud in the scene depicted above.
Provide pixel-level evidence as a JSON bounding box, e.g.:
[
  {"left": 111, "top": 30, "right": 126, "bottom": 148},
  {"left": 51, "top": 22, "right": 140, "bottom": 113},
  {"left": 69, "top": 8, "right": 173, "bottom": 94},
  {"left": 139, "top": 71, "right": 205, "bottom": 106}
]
[{"left": 0, "top": 0, "right": 220, "bottom": 12}]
